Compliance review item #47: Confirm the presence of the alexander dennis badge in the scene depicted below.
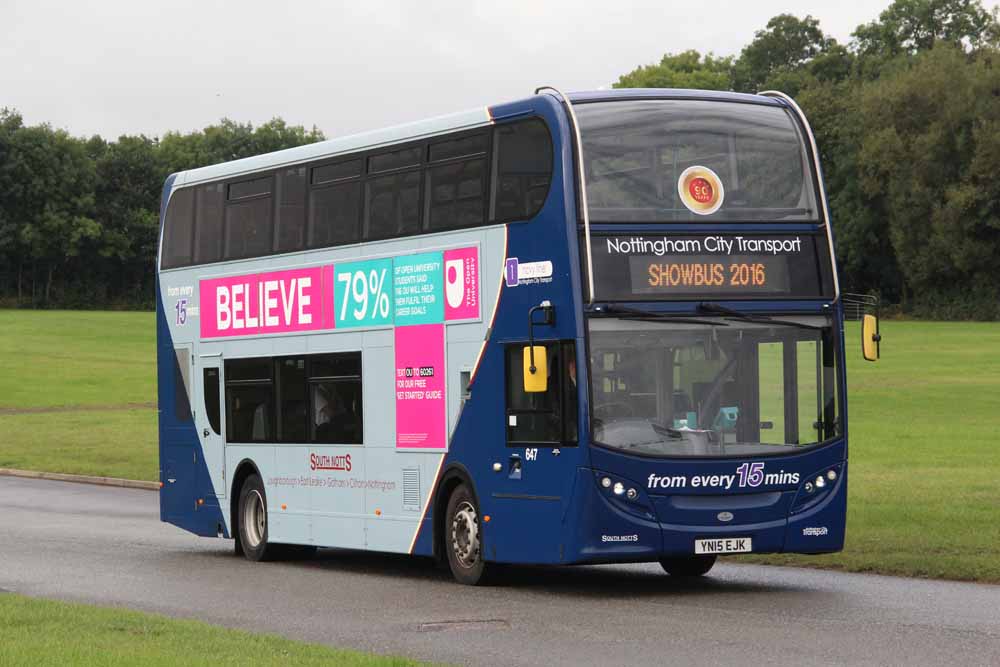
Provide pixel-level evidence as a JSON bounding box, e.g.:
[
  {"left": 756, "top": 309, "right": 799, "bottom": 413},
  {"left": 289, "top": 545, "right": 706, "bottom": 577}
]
[{"left": 678, "top": 165, "right": 724, "bottom": 215}]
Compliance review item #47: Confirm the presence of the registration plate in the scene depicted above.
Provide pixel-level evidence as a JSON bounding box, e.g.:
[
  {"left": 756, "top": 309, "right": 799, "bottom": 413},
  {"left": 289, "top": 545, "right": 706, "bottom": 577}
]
[{"left": 695, "top": 537, "right": 752, "bottom": 554}]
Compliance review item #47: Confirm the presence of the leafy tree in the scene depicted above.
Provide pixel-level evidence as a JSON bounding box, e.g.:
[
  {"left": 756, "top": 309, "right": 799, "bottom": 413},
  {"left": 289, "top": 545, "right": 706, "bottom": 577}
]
[
  {"left": 857, "top": 44, "right": 1000, "bottom": 316},
  {"left": 0, "top": 110, "right": 27, "bottom": 302},
  {"left": 614, "top": 50, "right": 732, "bottom": 90},
  {"left": 731, "top": 14, "right": 838, "bottom": 93},
  {"left": 93, "top": 135, "right": 164, "bottom": 303},
  {"left": 796, "top": 83, "right": 902, "bottom": 301},
  {"left": 4, "top": 123, "right": 99, "bottom": 304},
  {"left": 853, "top": 0, "right": 1000, "bottom": 60},
  {"left": 160, "top": 118, "right": 324, "bottom": 173}
]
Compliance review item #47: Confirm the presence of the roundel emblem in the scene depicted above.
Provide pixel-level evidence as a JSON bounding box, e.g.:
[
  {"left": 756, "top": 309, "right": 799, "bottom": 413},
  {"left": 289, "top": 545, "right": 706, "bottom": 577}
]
[
  {"left": 678, "top": 166, "right": 724, "bottom": 216},
  {"left": 717, "top": 511, "right": 734, "bottom": 522}
]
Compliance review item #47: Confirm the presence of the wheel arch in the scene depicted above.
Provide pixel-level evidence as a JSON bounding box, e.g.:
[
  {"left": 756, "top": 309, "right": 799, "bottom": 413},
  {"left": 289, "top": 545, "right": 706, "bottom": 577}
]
[
  {"left": 431, "top": 463, "right": 483, "bottom": 562},
  {"left": 229, "top": 458, "right": 262, "bottom": 538}
]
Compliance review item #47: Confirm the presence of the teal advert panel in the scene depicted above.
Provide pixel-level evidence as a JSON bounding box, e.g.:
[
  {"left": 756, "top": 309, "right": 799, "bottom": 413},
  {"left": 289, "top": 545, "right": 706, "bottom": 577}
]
[
  {"left": 334, "top": 257, "right": 394, "bottom": 328},
  {"left": 393, "top": 252, "right": 444, "bottom": 325}
]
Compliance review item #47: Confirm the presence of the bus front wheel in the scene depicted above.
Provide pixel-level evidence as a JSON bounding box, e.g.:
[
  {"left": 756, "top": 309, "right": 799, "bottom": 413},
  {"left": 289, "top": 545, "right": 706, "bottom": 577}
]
[
  {"left": 237, "top": 474, "right": 280, "bottom": 562},
  {"left": 659, "top": 555, "right": 717, "bottom": 577},
  {"left": 444, "top": 484, "right": 491, "bottom": 585}
]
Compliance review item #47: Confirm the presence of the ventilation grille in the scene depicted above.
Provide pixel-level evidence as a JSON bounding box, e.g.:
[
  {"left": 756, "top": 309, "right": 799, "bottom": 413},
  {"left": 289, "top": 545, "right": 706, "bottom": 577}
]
[{"left": 402, "top": 468, "right": 420, "bottom": 511}]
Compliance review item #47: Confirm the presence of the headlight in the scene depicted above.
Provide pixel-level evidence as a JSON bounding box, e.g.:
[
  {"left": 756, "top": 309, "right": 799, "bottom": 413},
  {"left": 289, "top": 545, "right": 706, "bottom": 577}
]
[
  {"left": 613, "top": 482, "right": 625, "bottom": 496},
  {"left": 601, "top": 477, "right": 612, "bottom": 489}
]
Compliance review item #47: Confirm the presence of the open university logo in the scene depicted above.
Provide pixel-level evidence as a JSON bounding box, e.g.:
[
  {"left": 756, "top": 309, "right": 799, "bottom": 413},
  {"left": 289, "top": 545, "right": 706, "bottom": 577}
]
[
  {"left": 445, "top": 259, "right": 465, "bottom": 309},
  {"left": 678, "top": 165, "right": 724, "bottom": 216}
]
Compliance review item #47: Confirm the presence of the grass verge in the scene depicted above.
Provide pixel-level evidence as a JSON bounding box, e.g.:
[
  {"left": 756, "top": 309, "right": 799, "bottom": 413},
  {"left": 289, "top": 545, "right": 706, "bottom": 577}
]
[
  {"left": 0, "top": 409, "right": 157, "bottom": 481},
  {"left": 0, "top": 593, "right": 425, "bottom": 666}
]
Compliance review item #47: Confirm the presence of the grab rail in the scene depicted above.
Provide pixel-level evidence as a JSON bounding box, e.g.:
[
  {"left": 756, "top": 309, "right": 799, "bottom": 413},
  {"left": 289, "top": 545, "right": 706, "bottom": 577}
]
[{"left": 535, "top": 86, "right": 595, "bottom": 304}]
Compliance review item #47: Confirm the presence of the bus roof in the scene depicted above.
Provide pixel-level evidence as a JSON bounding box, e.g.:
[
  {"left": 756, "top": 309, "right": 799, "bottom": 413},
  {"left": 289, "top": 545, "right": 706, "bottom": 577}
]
[{"left": 171, "top": 88, "right": 786, "bottom": 188}]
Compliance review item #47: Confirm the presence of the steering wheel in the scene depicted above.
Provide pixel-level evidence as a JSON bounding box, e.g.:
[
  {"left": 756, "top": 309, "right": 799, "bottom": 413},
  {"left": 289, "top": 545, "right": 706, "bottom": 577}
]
[{"left": 593, "top": 401, "right": 636, "bottom": 421}]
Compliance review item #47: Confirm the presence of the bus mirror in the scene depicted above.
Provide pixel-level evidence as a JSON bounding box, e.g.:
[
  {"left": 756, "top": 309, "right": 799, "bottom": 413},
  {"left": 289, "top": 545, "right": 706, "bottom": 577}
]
[
  {"left": 523, "top": 346, "right": 548, "bottom": 392},
  {"left": 862, "top": 314, "right": 880, "bottom": 362}
]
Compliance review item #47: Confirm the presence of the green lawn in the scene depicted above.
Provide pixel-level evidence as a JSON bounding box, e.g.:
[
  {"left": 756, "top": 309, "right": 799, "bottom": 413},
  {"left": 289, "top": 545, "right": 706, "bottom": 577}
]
[
  {"left": 0, "top": 593, "right": 424, "bottom": 666},
  {"left": 0, "top": 310, "right": 155, "bottom": 409},
  {"left": 0, "top": 310, "right": 998, "bottom": 583}
]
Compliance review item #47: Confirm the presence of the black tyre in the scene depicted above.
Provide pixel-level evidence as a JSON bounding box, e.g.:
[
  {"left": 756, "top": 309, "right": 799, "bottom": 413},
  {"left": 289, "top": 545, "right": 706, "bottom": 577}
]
[
  {"left": 237, "top": 474, "right": 280, "bottom": 562},
  {"left": 444, "top": 484, "right": 491, "bottom": 585},
  {"left": 659, "top": 554, "right": 717, "bottom": 577}
]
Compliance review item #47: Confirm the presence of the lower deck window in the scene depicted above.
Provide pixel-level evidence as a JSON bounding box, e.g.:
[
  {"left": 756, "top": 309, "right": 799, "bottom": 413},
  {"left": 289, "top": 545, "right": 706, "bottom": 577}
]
[
  {"left": 224, "top": 352, "right": 363, "bottom": 444},
  {"left": 505, "top": 341, "right": 578, "bottom": 445}
]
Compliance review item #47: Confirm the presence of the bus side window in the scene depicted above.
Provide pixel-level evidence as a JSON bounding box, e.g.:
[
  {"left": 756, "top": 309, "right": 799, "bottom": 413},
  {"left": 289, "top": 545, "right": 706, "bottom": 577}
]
[
  {"left": 203, "top": 367, "right": 221, "bottom": 435},
  {"left": 161, "top": 188, "right": 194, "bottom": 269},
  {"left": 491, "top": 119, "right": 553, "bottom": 223},
  {"left": 225, "top": 176, "right": 273, "bottom": 260},
  {"left": 174, "top": 348, "right": 192, "bottom": 423},
  {"left": 506, "top": 342, "right": 577, "bottom": 446},
  {"left": 225, "top": 358, "right": 273, "bottom": 443},
  {"left": 276, "top": 167, "right": 307, "bottom": 254},
  {"left": 309, "top": 353, "right": 363, "bottom": 445},
  {"left": 194, "top": 183, "right": 224, "bottom": 264},
  {"left": 426, "top": 133, "right": 488, "bottom": 231},
  {"left": 309, "top": 160, "right": 362, "bottom": 249}
]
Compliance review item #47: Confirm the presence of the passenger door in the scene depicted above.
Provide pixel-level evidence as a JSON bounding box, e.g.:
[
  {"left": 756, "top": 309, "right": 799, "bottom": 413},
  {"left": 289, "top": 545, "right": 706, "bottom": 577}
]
[
  {"left": 196, "top": 354, "right": 226, "bottom": 498},
  {"left": 491, "top": 341, "right": 579, "bottom": 563}
]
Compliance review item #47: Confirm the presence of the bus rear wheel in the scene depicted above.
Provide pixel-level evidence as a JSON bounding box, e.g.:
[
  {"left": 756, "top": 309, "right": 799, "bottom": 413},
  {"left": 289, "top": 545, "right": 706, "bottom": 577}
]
[
  {"left": 659, "top": 555, "right": 717, "bottom": 577},
  {"left": 444, "top": 484, "right": 491, "bottom": 585},
  {"left": 237, "top": 474, "right": 280, "bottom": 562}
]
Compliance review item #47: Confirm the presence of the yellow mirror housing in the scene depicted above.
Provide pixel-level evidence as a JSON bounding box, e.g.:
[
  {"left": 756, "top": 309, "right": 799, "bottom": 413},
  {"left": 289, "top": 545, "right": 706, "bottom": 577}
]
[
  {"left": 862, "top": 314, "right": 880, "bottom": 362},
  {"left": 523, "top": 346, "right": 548, "bottom": 392}
]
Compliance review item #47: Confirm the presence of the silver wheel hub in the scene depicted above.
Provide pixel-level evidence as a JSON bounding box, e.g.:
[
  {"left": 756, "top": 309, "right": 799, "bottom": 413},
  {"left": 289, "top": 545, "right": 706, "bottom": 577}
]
[
  {"left": 243, "top": 489, "right": 266, "bottom": 548},
  {"left": 451, "top": 501, "right": 480, "bottom": 569}
]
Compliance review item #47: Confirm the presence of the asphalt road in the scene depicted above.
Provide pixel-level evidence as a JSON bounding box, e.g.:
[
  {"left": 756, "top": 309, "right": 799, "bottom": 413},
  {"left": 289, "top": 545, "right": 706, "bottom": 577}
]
[{"left": 1, "top": 476, "right": 998, "bottom": 666}]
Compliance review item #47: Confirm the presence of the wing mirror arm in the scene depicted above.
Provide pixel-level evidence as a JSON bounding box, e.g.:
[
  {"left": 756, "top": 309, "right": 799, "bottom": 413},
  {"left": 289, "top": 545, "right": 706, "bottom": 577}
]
[
  {"left": 527, "top": 300, "right": 555, "bottom": 373},
  {"left": 522, "top": 301, "right": 555, "bottom": 393}
]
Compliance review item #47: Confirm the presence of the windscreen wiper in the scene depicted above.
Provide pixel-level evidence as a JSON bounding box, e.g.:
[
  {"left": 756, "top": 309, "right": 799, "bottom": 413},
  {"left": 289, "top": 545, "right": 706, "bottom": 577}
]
[
  {"left": 697, "top": 302, "right": 823, "bottom": 330},
  {"left": 594, "top": 304, "right": 728, "bottom": 327}
]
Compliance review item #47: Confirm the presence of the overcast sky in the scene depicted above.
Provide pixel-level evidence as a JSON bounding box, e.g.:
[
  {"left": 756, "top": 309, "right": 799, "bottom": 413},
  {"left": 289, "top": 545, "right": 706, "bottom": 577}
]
[{"left": 0, "top": 0, "right": 976, "bottom": 140}]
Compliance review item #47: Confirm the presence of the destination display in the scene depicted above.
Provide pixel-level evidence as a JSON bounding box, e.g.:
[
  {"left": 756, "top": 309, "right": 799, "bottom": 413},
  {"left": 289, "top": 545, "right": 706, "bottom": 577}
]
[{"left": 590, "top": 233, "right": 833, "bottom": 300}]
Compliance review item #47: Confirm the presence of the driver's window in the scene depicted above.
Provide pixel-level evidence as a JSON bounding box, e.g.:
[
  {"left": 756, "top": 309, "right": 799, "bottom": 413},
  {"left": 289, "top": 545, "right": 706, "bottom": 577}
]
[{"left": 505, "top": 342, "right": 577, "bottom": 446}]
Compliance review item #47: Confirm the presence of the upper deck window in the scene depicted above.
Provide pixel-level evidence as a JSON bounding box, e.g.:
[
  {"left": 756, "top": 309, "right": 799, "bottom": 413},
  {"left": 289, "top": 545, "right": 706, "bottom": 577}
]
[
  {"left": 161, "top": 188, "right": 194, "bottom": 269},
  {"left": 492, "top": 119, "right": 552, "bottom": 222},
  {"left": 576, "top": 100, "right": 818, "bottom": 222}
]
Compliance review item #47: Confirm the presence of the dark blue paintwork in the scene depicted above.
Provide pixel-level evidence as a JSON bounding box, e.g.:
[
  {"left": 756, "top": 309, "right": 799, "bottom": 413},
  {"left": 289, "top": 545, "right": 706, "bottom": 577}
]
[
  {"left": 156, "top": 174, "right": 228, "bottom": 538},
  {"left": 157, "top": 89, "right": 849, "bottom": 564},
  {"left": 413, "top": 89, "right": 848, "bottom": 564}
]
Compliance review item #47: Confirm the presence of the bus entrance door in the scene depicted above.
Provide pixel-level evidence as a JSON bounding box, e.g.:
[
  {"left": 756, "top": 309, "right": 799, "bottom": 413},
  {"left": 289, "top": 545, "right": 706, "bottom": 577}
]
[{"left": 196, "top": 354, "right": 226, "bottom": 499}]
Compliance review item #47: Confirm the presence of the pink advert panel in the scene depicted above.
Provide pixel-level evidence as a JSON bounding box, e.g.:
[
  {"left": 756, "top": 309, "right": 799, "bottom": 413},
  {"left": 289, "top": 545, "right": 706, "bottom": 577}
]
[
  {"left": 443, "top": 246, "right": 479, "bottom": 321},
  {"left": 394, "top": 323, "right": 446, "bottom": 449},
  {"left": 200, "top": 266, "right": 334, "bottom": 338}
]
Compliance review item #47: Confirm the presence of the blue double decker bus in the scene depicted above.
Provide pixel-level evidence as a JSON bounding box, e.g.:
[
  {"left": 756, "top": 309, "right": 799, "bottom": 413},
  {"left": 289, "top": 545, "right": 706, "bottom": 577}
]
[{"left": 156, "top": 88, "right": 878, "bottom": 584}]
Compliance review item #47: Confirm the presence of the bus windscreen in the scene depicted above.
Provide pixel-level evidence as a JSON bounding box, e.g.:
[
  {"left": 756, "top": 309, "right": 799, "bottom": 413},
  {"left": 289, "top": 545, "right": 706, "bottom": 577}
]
[{"left": 576, "top": 99, "right": 819, "bottom": 222}]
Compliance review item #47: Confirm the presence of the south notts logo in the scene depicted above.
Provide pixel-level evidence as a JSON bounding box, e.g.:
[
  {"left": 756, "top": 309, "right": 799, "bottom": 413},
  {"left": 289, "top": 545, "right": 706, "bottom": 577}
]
[{"left": 310, "top": 453, "right": 352, "bottom": 472}]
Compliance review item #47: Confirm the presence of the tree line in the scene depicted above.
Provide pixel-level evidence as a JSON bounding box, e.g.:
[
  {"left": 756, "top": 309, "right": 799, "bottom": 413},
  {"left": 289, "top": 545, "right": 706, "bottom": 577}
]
[{"left": 2, "top": 0, "right": 999, "bottom": 317}]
